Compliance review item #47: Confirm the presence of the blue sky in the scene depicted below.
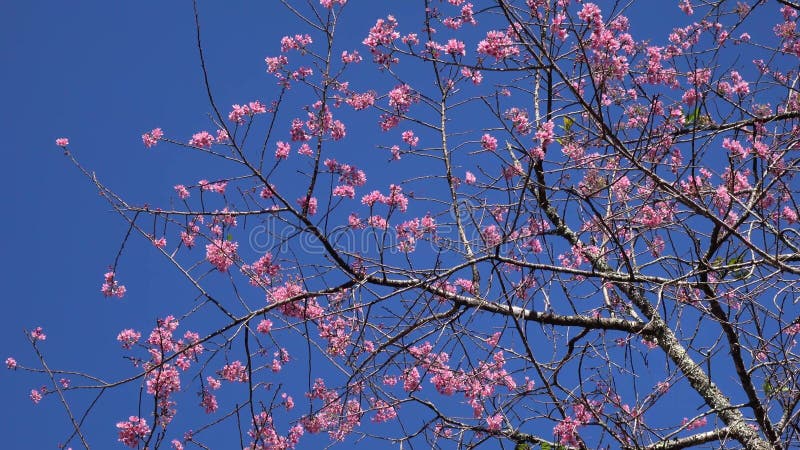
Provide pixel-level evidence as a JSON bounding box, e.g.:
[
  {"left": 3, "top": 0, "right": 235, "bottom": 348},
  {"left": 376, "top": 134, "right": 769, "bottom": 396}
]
[
  {"left": 1, "top": 2, "right": 294, "bottom": 447},
  {"left": 2, "top": 1, "right": 795, "bottom": 449}
]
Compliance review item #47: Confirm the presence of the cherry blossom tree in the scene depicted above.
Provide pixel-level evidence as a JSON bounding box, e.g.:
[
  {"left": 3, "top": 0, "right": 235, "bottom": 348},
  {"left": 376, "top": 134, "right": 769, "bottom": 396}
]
[{"left": 12, "top": 0, "right": 800, "bottom": 448}]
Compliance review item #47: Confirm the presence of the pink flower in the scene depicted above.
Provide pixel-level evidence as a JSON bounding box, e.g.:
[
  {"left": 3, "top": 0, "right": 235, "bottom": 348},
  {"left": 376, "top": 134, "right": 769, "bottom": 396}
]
[
  {"left": 101, "top": 271, "right": 127, "bottom": 298},
  {"left": 6, "top": 357, "right": 17, "bottom": 369},
  {"left": 482, "top": 225, "right": 502, "bottom": 247},
  {"left": 142, "top": 128, "right": 163, "bottom": 148},
  {"left": 785, "top": 323, "right": 800, "bottom": 335},
  {"left": 481, "top": 134, "right": 498, "bottom": 151},
  {"left": 330, "top": 119, "right": 346, "bottom": 140},
  {"left": 153, "top": 237, "right": 167, "bottom": 249},
  {"left": 348, "top": 213, "right": 365, "bottom": 229},
  {"left": 371, "top": 399, "right": 398, "bottom": 423},
  {"left": 380, "top": 114, "right": 400, "bottom": 131},
  {"left": 341, "top": 50, "right": 362, "bottom": 63},
  {"left": 205, "top": 239, "right": 239, "bottom": 272},
  {"left": 206, "top": 376, "right": 221, "bottom": 390},
  {"left": 221, "top": 360, "right": 249, "bottom": 382},
  {"left": 265, "top": 55, "right": 288, "bottom": 74},
  {"left": 174, "top": 184, "right": 190, "bottom": 200},
  {"left": 229, "top": 104, "right": 249, "bottom": 124},
  {"left": 444, "top": 38, "right": 466, "bottom": 56},
  {"left": 257, "top": 319, "right": 273, "bottom": 333},
  {"left": 189, "top": 131, "right": 214, "bottom": 148},
  {"left": 465, "top": 171, "right": 476, "bottom": 185},
  {"left": 401, "top": 130, "right": 419, "bottom": 147},
  {"left": 297, "top": 196, "right": 318, "bottom": 215},
  {"left": 116, "top": 416, "right": 150, "bottom": 448},
  {"left": 363, "top": 15, "right": 400, "bottom": 50},
  {"left": 486, "top": 414, "right": 503, "bottom": 432},
  {"left": 280, "top": 34, "right": 313, "bottom": 52},
  {"left": 682, "top": 416, "right": 708, "bottom": 430},
  {"left": 402, "top": 33, "right": 419, "bottom": 45},
  {"left": 388, "top": 84, "right": 415, "bottom": 112},
  {"left": 320, "top": 0, "right": 346, "bottom": 7},
  {"left": 783, "top": 206, "right": 798, "bottom": 224},
  {"left": 275, "top": 141, "right": 291, "bottom": 159},
  {"left": 333, "top": 185, "right": 355, "bottom": 198},
  {"left": 361, "top": 190, "right": 386, "bottom": 207},
  {"left": 282, "top": 392, "right": 295, "bottom": 410},
  {"left": 385, "top": 184, "right": 409, "bottom": 212},
  {"left": 486, "top": 332, "right": 501, "bottom": 347},
  {"left": 31, "top": 327, "right": 46, "bottom": 341},
  {"left": 296, "top": 143, "right": 312, "bottom": 156},
  {"left": 461, "top": 67, "right": 483, "bottom": 84},
  {"left": 200, "top": 390, "right": 218, "bottom": 413},
  {"left": 55, "top": 138, "right": 69, "bottom": 147},
  {"left": 553, "top": 416, "right": 580, "bottom": 446},
  {"left": 577, "top": 3, "right": 603, "bottom": 25},
  {"left": 145, "top": 364, "right": 181, "bottom": 397},
  {"left": 477, "top": 30, "right": 519, "bottom": 60},
  {"left": 117, "top": 329, "right": 141, "bottom": 349},
  {"left": 368, "top": 215, "right": 388, "bottom": 229},
  {"left": 535, "top": 120, "right": 555, "bottom": 146},
  {"left": 199, "top": 180, "right": 227, "bottom": 194},
  {"left": 346, "top": 91, "right": 376, "bottom": 111},
  {"left": 30, "top": 389, "right": 42, "bottom": 404}
]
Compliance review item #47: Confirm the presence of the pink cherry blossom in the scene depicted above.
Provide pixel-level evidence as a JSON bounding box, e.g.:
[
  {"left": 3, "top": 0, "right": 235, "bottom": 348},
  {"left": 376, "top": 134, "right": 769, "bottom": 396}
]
[
  {"left": 477, "top": 30, "right": 519, "bottom": 60},
  {"left": 682, "top": 416, "right": 708, "bottom": 430},
  {"left": 189, "top": 131, "right": 214, "bottom": 148},
  {"left": 401, "top": 130, "right": 419, "bottom": 147},
  {"left": 30, "top": 389, "right": 42, "bottom": 404},
  {"left": 465, "top": 171, "right": 476, "bottom": 185},
  {"left": 481, "top": 133, "right": 498, "bottom": 151},
  {"left": 116, "top": 416, "right": 150, "bottom": 448},
  {"left": 220, "top": 360, "right": 249, "bottom": 382},
  {"left": 30, "top": 327, "right": 46, "bottom": 341},
  {"left": 297, "top": 196, "right": 318, "bottom": 215},
  {"left": 142, "top": 128, "right": 163, "bottom": 148},
  {"left": 101, "top": 271, "right": 127, "bottom": 298},
  {"left": 275, "top": 141, "right": 291, "bottom": 159},
  {"left": 486, "top": 414, "right": 503, "bottom": 432},
  {"left": 341, "top": 50, "right": 362, "bottom": 63},
  {"left": 320, "top": 0, "right": 346, "bottom": 8},
  {"left": 174, "top": 184, "right": 190, "bottom": 200},
  {"left": 257, "top": 319, "right": 273, "bottom": 333},
  {"left": 117, "top": 329, "right": 141, "bottom": 349},
  {"left": 205, "top": 239, "right": 238, "bottom": 272}
]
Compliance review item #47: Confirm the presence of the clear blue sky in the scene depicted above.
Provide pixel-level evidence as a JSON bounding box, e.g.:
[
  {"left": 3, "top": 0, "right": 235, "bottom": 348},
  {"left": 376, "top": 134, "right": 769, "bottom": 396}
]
[{"left": 1, "top": 1, "right": 789, "bottom": 449}]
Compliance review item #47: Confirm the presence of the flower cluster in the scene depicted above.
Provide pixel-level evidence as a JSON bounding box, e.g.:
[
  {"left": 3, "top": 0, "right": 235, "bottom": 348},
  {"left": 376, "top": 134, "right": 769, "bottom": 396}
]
[{"left": 101, "top": 271, "right": 126, "bottom": 298}]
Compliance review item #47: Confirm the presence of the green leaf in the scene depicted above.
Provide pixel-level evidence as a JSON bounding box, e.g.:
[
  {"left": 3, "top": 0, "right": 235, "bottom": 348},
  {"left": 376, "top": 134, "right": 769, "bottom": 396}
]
[
  {"left": 685, "top": 108, "right": 700, "bottom": 124},
  {"left": 730, "top": 270, "right": 748, "bottom": 280},
  {"left": 764, "top": 381, "right": 773, "bottom": 395},
  {"left": 728, "top": 253, "right": 744, "bottom": 265},
  {"left": 226, "top": 233, "right": 233, "bottom": 241},
  {"left": 540, "top": 443, "right": 550, "bottom": 450},
  {"left": 514, "top": 443, "right": 530, "bottom": 450},
  {"left": 562, "top": 115, "right": 574, "bottom": 133}
]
